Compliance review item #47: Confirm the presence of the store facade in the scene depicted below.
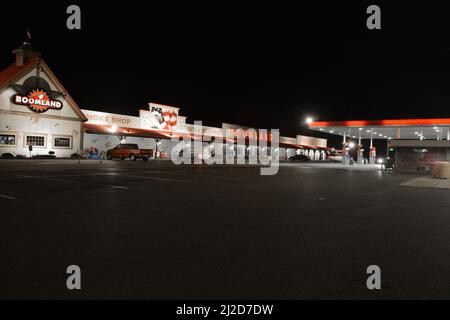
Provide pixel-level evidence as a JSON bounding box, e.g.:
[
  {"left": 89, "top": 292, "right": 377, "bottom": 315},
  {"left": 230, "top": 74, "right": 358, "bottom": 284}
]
[
  {"left": 0, "top": 39, "right": 86, "bottom": 158},
  {"left": 81, "top": 108, "right": 329, "bottom": 161},
  {"left": 0, "top": 37, "right": 329, "bottom": 160},
  {"left": 308, "top": 119, "right": 450, "bottom": 170}
]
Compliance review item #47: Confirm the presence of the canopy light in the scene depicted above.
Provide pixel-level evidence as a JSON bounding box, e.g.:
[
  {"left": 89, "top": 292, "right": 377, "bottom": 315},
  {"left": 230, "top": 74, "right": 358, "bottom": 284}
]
[
  {"left": 110, "top": 125, "right": 118, "bottom": 133},
  {"left": 305, "top": 117, "right": 314, "bottom": 125}
]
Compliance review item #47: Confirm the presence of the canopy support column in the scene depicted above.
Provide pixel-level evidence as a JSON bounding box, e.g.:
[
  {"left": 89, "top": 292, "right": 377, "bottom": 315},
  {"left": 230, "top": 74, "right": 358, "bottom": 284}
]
[
  {"left": 357, "top": 130, "right": 363, "bottom": 164},
  {"left": 342, "top": 131, "right": 347, "bottom": 164},
  {"left": 369, "top": 129, "right": 376, "bottom": 164}
]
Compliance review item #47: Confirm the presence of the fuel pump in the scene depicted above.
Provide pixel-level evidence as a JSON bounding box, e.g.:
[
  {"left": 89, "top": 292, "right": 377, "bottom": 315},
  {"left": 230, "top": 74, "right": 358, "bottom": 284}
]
[
  {"left": 369, "top": 146, "right": 376, "bottom": 164},
  {"left": 357, "top": 145, "right": 364, "bottom": 164},
  {"left": 341, "top": 143, "right": 348, "bottom": 164}
]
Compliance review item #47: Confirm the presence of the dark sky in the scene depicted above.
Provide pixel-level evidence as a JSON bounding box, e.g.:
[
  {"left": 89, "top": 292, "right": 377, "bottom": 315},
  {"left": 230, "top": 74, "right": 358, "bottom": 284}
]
[{"left": 2, "top": 2, "right": 450, "bottom": 138}]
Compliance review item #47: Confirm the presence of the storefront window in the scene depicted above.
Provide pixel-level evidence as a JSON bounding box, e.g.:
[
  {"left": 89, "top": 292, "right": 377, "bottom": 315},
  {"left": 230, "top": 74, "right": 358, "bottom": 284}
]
[
  {"left": 54, "top": 137, "right": 72, "bottom": 148},
  {"left": 26, "top": 135, "right": 45, "bottom": 147},
  {"left": 0, "top": 134, "right": 16, "bottom": 146}
]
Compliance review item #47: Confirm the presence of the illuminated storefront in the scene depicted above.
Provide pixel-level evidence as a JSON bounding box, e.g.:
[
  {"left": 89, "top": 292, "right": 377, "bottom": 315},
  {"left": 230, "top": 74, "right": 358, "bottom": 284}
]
[
  {"left": 0, "top": 38, "right": 86, "bottom": 158},
  {"left": 309, "top": 119, "right": 450, "bottom": 170},
  {"left": 0, "top": 37, "right": 329, "bottom": 160}
]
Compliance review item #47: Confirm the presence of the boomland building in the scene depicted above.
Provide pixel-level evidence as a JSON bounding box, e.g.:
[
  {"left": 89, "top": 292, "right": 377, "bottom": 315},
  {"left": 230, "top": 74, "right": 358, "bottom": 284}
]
[
  {"left": 2, "top": 35, "right": 450, "bottom": 171},
  {"left": 0, "top": 35, "right": 328, "bottom": 162}
]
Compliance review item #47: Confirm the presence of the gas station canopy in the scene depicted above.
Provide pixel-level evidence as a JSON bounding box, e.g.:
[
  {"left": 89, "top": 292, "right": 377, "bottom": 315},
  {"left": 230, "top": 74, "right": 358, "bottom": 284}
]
[{"left": 308, "top": 118, "right": 450, "bottom": 140}]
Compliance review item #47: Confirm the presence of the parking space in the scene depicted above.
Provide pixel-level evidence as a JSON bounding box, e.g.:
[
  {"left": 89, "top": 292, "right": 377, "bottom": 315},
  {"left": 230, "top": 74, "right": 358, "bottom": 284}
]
[{"left": 1, "top": 160, "right": 450, "bottom": 299}]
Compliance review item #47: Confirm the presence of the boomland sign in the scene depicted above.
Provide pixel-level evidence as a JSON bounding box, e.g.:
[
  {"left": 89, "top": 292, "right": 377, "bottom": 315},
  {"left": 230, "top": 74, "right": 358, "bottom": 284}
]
[{"left": 12, "top": 88, "right": 63, "bottom": 113}]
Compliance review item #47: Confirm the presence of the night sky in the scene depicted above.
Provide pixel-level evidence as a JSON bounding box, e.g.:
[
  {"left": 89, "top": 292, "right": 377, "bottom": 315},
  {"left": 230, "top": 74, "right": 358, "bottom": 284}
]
[{"left": 2, "top": 2, "right": 450, "bottom": 141}]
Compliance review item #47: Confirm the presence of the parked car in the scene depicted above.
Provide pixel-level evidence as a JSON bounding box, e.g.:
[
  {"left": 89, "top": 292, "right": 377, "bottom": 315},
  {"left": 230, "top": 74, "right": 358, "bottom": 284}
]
[
  {"left": 327, "top": 150, "right": 343, "bottom": 162},
  {"left": 328, "top": 155, "right": 343, "bottom": 162},
  {"left": 288, "top": 154, "right": 311, "bottom": 162},
  {"left": 106, "top": 144, "right": 153, "bottom": 161}
]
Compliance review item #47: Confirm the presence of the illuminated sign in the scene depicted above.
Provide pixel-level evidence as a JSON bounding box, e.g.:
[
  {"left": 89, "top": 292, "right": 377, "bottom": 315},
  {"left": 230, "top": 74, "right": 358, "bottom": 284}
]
[
  {"left": 141, "top": 103, "right": 179, "bottom": 131},
  {"left": 13, "top": 89, "right": 63, "bottom": 113},
  {"left": 222, "top": 124, "right": 272, "bottom": 141},
  {"left": 226, "top": 128, "right": 272, "bottom": 141},
  {"left": 85, "top": 113, "right": 132, "bottom": 126},
  {"left": 82, "top": 110, "right": 140, "bottom": 128}
]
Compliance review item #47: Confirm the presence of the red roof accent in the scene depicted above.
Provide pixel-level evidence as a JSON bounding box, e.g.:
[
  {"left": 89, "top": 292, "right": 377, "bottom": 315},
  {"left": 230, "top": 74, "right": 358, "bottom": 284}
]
[
  {"left": 310, "top": 118, "right": 450, "bottom": 127},
  {"left": 0, "top": 58, "right": 39, "bottom": 89},
  {"left": 83, "top": 123, "right": 333, "bottom": 150},
  {"left": 83, "top": 123, "right": 331, "bottom": 150},
  {"left": 83, "top": 123, "right": 194, "bottom": 140}
]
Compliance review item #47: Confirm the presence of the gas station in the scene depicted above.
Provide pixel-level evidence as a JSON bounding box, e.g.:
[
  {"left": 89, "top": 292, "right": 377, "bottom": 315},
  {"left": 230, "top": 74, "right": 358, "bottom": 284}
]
[{"left": 308, "top": 118, "right": 450, "bottom": 171}]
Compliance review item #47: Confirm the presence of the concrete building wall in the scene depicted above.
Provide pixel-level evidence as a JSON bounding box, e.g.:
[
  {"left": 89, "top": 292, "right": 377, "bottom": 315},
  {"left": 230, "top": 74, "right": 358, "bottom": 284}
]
[
  {"left": 395, "top": 147, "right": 450, "bottom": 171},
  {"left": 0, "top": 113, "right": 82, "bottom": 157},
  {"left": 297, "top": 135, "right": 327, "bottom": 148},
  {"left": 83, "top": 134, "right": 158, "bottom": 155}
]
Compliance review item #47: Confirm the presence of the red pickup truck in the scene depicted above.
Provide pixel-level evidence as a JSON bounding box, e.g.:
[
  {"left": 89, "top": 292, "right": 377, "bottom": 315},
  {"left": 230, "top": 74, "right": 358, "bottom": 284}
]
[{"left": 106, "top": 143, "right": 153, "bottom": 161}]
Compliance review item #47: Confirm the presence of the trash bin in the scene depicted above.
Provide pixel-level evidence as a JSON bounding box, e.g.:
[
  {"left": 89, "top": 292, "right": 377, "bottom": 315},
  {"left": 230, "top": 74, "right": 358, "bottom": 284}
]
[{"left": 432, "top": 162, "right": 450, "bottom": 179}]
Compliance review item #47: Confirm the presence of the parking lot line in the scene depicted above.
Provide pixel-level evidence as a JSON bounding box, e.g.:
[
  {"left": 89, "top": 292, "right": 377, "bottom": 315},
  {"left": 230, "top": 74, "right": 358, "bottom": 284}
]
[
  {"left": 118, "top": 174, "right": 191, "bottom": 183},
  {"left": 0, "top": 193, "right": 16, "bottom": 200},
  {"left": 16, "top": 175, "right": 130, "bottom": 190},
  {"left": 0, "top": 172, "right": 191, "bottom": 184}
]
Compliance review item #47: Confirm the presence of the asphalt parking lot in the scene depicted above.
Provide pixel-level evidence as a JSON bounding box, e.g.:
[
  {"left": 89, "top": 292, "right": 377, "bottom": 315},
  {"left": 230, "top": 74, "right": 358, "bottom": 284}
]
[{"left": 1, "top": 159, "right": 450, "bottom": 299}]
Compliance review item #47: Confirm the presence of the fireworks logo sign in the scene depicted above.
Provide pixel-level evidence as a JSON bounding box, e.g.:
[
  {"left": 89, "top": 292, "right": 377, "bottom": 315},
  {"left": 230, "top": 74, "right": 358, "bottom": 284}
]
[
  {"left": 141, "top": 103, "right": 178, "bottom": 131},
  {"left": 13, "top": 89, "right": 63, "bottom": 113},
  {"left": 150, "top": 106, "right": 177, "bottom": 130}
]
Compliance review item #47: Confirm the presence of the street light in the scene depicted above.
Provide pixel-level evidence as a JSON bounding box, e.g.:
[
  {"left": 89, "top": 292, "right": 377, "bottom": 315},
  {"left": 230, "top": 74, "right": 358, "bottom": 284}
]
[{"left": 305, "top": 117, "right": 314, "bottom": 125}]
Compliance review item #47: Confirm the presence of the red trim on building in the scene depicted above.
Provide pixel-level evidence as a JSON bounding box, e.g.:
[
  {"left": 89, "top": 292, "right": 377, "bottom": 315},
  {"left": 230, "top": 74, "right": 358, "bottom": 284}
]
[
  {"left": 0, "top": 58, "right": 38, "bottom": 89},
  {"left": 83, "top": 123, "right": 332, "bottom": 150},
  {"left": 83, "top": 123, "right": 179, "bottom": 139}
]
